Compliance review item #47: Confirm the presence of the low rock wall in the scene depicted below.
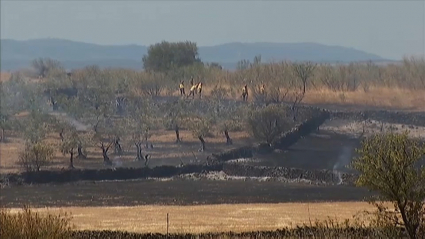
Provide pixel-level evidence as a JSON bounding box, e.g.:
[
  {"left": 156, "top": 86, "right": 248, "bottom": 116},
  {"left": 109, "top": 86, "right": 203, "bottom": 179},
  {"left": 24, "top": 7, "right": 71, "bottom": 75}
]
[
  {"left": 212, "top": 109, "right": 330, "bottom": 162},
  {"left": 1, "top": 164, "right": 223, "bottom": 185},
  {"left": 273, "top": 110, "right": 330, "bottom": 150},
  {"left": 222, "top": 163, "right": 357, "bottom": 185},
  {"left": 330, "top": 110, "right": 425, "bottom": 127}
]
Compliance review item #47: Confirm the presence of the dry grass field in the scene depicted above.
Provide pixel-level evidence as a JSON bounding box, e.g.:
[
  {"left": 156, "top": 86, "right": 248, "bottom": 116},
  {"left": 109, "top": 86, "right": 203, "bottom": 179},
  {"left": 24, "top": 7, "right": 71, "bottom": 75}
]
[
  {"left": 7, "top": 202, "right": 384, "bottom": 234},
  {"left": 198, "top": 86, "right": 425, "bottom": 111},
  {"left": 0, "top": 72, "right": 11, "bottom": 82},
  {"left": 302, "top": 87, "right": 425, "bottom": 111}
]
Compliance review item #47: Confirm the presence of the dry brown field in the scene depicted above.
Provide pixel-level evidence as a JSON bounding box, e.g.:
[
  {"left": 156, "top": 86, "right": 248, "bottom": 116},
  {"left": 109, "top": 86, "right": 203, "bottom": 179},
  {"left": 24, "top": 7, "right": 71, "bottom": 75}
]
[
  {"left": 197, "top": 86, "right": 425, "bottom": 112},
  {"left": 7, "top": 202, "right": 385, "bottom": 234}
]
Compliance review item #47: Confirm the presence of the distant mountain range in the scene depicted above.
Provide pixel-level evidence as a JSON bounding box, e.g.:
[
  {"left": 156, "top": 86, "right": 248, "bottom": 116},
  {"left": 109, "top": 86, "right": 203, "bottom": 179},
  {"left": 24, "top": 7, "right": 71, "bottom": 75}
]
[{"left": 0, "top": 38, "right": 394, "bottom": 71}]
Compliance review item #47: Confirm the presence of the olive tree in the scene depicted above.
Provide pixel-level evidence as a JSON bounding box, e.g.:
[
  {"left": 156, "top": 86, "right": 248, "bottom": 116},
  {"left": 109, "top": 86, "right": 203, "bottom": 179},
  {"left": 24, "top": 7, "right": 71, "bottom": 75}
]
[
  {"left": 60, "top": 127, "right": 90, "bottom": 168},
  {"left": 188, "top": 116, "right": 211, "bottom": 152},
  {"left": 126, "top": 99, "right": 155, "bottom": 164},
  {"left": 142, "top": 41, "right": 202, "bottom": 72},
  {"left": 352, "top": 132, "right": 425, "bottom": 239},
  {"left": 91, "top": 120, "right": 114, "bottom": 165},
  {"left": 21, "top": 111, "right": 56, "bottom": 144},
  {"left": 162, "top": 99, "right": 188, "bottom": 143}
]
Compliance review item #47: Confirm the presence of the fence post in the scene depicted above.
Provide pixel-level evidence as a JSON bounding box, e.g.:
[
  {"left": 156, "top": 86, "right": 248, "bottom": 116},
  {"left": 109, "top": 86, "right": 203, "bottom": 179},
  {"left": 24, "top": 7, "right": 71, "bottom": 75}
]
[{"left": 166, "top": 212, "right": 169, "bottom": 237}]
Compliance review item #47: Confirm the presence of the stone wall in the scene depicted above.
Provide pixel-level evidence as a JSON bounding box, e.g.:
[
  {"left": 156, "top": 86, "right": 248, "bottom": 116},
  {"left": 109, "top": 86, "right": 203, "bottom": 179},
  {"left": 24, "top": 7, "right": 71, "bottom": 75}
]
[
  {"left": 222, "top": 163, "right": 357, "bottom": 185},
  {"left": 1, "top": 164, "right": 223, "bottom": 185},
  {"left": 330, "top": 110, "right": 425, "bottom": 127},
  {"left": 212, "top": 109, "right": 330, "bottom": 162},
  {"left": 272, "top": 110, "right": 330, "bottom": 150}
]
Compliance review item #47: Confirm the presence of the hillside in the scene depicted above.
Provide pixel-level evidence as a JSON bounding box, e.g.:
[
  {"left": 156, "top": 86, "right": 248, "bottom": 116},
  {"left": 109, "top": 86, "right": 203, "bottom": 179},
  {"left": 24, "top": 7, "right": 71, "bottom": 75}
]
[{"left": 0, "top": 38, "right": 389, "bottom": 71}]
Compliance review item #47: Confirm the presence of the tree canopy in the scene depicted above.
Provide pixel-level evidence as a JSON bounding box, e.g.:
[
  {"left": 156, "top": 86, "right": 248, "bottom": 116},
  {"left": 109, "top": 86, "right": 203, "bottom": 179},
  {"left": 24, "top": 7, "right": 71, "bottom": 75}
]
[
  {"left": 352, "top": 132, "right": 425, "bottom": 239},
  {"left": 142, "top": 41, "right": 202, "bottom": 72}
]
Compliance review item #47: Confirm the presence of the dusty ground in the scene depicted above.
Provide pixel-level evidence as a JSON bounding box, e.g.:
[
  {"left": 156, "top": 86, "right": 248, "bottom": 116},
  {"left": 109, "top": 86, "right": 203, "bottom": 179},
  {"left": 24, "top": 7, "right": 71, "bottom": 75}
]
[
  {"left": 251, "top": 130, "right": 359, "bottom": 171},
  {"left": 6, "top": 202, "right": 382, "bottom": 234},
  {"left": 0, "top": 129, "right": 253, "bottom": 173}
]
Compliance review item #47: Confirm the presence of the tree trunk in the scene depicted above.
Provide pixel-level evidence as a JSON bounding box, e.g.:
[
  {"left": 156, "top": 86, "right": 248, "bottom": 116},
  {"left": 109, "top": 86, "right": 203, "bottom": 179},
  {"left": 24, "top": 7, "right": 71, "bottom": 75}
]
[
  {"left": 291, "top": 105, "right": 298, "bottom": 122},
  {"left": 69, "top": 150, "right": 75, "bottom": 169},
  {"left": 399, "top": 203, "right": 419, "bottom": 239},
  {"left": 198, "top": 136, "right": 205, "bottom": 152},
  {"left": 114, "top": 138, "right": 122, "bottom": 155},
  {"left": 0, "top": 128, "right": 4, "bottom": 142},
  {"left": 77, "top": 144, "right": 86, "bottom": 159},
  {"left": 145, "top": 133, "right": 149, "bottom": 148},
  {"left": 59, "top": 129, "right": 64, "bottom": 142},
  {"left": 224, "top": 130, "right": 232, "bottom": 145},
  {"left": 102, "top": 147, "right": 111, "bottom": 164},
  {"left": 175, "top": 125, "right": 181, "bottom": 143},
  {"left": 135, "top": 142, "right": 143, "bottom": 161}
]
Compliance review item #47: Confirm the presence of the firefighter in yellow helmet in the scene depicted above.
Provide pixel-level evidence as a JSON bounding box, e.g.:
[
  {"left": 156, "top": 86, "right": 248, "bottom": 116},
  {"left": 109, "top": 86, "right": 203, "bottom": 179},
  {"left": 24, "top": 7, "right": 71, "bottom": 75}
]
[
  {"left": 242, "top": 84, "right": 248, "bottom": 101},
  {"left": 189, "top": 83, "right": 197, "bottom": 99},
  {"left": 197, "top": 82, "right": 203, "bottom": 98},
  {"left": 179, "top": 81, "right": 185, "bottom": 96}
]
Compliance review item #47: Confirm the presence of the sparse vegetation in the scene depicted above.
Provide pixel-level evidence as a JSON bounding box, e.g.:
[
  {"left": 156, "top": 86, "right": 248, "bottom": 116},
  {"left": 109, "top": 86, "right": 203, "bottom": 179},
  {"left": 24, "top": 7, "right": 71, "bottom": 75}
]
[
  {"left": 0, "top": 206, "right": 73, "bottom": 239},
  {"left": 1, "top": 41, "right": 425, "bottom": 238},
  {"left": 18, "top": 142, "right": 54, "bottom": 172}
]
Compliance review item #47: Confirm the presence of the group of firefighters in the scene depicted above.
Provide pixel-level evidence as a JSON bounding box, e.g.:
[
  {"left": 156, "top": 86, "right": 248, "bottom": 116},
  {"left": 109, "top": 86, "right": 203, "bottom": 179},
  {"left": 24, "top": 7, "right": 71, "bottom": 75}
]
[
  {"left": 241, "top": 83, "right": 265, "bottom": 101},
  {"left": 179, "top": 77, "right": 203, "bottom": 98},
  {"left": 178, "top": 77, "right": 266, "bottom": 101}
]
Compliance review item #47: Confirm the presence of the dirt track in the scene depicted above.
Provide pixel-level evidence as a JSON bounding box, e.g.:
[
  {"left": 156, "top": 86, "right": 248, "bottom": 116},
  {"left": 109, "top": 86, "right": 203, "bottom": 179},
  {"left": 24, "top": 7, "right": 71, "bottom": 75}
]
[{"left": 0, "top": 179, "right": 373, "bottom": 208}]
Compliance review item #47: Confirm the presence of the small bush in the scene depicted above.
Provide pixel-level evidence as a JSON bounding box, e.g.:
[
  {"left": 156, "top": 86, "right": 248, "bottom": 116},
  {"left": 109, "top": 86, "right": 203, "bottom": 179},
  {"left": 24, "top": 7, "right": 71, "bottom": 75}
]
[
  {"left": 0, "top": 206, "right": 73, "bottom": 239},
  {"left": 247, "top": 104, "right": 292, "bottom": 144},
  {"left": 18, "top": 142, "right": 54, "bottom": 172}
]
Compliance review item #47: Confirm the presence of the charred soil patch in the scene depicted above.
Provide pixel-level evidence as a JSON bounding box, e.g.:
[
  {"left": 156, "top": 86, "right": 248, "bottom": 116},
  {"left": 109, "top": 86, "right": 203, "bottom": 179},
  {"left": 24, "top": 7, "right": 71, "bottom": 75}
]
[{"left": 0, "top": 179, "right": 373, "bottom": 208}]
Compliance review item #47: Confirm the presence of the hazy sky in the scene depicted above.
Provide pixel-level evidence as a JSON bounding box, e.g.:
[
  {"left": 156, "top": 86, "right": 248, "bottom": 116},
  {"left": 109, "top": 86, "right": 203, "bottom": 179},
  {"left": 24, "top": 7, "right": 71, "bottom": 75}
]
[{"left": 1, "top": 1, "right": 424, "bottom": 60}]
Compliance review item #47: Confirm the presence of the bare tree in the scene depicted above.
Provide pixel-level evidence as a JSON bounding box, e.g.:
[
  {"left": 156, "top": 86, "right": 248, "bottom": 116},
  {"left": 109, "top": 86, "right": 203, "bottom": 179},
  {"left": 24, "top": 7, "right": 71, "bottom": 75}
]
[
  {"left": 247, "top": 104, "right": 291, "bottom": 144},
  {"left": 288, "top": 62, "right": 316, "bottom": 121},
  {"left": 31, "top": 58, "right": 64, "bottom": 78},
  {"left": 138, "top": 73, "right": 165, "bottom": 97},
  {"left": 292, "top": 61, "right": 316, "bottom": 95}
]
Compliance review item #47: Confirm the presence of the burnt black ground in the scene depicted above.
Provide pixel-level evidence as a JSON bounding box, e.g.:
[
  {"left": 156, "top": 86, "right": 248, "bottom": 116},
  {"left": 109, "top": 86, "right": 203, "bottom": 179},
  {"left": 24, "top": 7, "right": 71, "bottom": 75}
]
[
  {"left": 253, "top": 130, "right": 360, "bottom": 173},
  {"left": 0, "top": 179, "right": 373, "bottom": 208}
]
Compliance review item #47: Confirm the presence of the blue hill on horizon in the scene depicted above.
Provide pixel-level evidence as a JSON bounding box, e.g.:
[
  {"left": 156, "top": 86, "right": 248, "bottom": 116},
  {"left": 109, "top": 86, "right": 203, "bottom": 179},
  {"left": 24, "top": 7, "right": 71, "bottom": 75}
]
[{"left": 0, "top": 38, "right": 393, "bottom": 71}]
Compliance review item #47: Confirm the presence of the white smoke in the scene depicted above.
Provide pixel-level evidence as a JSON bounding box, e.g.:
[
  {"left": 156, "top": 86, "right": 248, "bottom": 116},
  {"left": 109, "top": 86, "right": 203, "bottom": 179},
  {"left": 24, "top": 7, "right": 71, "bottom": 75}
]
[
  {"left": 112, "top": 156, "right": 123, "bottom": 167},
  {"left": 333, "top": 146, "right": 353, "bottom": 185}
]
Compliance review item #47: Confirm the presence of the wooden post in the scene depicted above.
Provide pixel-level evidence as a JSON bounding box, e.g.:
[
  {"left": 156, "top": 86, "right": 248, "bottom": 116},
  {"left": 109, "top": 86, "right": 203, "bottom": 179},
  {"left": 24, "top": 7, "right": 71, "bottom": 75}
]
[{"left": 166, "top": 213, "right": 169, "bottom": 237}]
